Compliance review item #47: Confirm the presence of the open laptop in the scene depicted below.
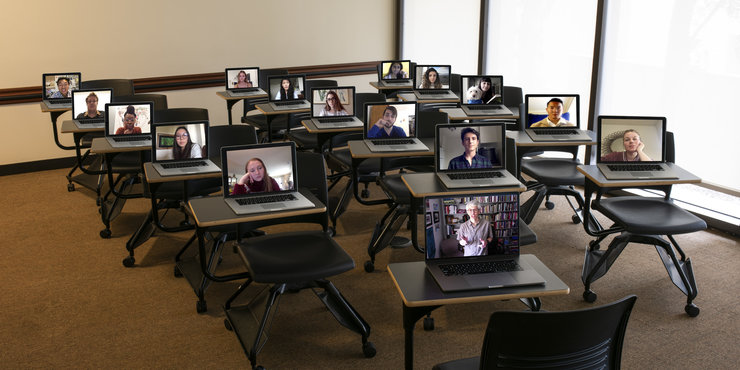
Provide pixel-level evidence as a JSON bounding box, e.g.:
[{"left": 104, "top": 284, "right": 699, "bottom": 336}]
[
  {"left": 524, "top": 94, "right": 591, "bottom": 141},
  {"left": 267, "top": 74, "right": 310, "bottom": 111},
  {"left": 310, "top": 86, "right": 363, "bottom": 128},
  {"left": 413, "top": 65, "right": 458, "bottom": 100},
  {"left": 224, "top": 67, "right": 266, "bottom": 97},
  {"left": 221, "top": 142, "right": 315, "bottom": 215},
  {"left": 377, "top": 60, "right": 413, "bottom": 86},
  {"left": 424, "top": 193, "right": 545, "bottom": 292},
  {"left": 435, "top": 122, "right": 521, "bottom": 188},
  {"left": 42, "top": 72, "right": 81, "bottom": 108},
  {"left": 104, "top": 102, "right": 153, "bottom": 148},
  {"left": 72, "top": 89, "right": 112, "bottom": 128},
  {"left": 151, "top": 121, "right": 220, "bottom": 176},
  {"left": 362, "top": 101, "right": 428, "bottom": 152},
  {"left": 597, "top": 116, "right": 678, "bottom": 180},
  {"left": 459, "top": 75, "right": 513, "bottom": 116}
]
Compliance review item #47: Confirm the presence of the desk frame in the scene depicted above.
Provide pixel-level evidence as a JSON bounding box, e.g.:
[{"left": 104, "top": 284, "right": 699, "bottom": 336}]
[{"left": 215, "top": 90, "right": 268, "bottom": 125}]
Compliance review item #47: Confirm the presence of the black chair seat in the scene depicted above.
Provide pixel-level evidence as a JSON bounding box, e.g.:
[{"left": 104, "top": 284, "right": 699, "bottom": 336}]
[
  {"left": 329, "top": 149, "right": 382, "bottom": 177},
  {"left": 432, "top": 356, "right": 478, "bottom": 370},
  {"left": 286, "top": 129, "right": 319, "bottom": 150},
  {"left": 521, "top": 158, "right": 584, "bottom": 186},
  {"left": 379, "top": 174, "right": 412, "bottom": 204},
  {"left": 593, "top": 196, "right": 707, "bottom": 235},
  {"left": 240, "top": 231, "right": 354, "bottom": 283}
]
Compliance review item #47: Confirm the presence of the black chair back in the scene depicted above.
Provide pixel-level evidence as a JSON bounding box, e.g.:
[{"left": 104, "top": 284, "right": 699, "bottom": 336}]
[
  {"left": 114, "top": 94, "right": 168, "bottom": 110},
  {"left": 503, "top": 85, "right": 523, "bottom": 107},
  {"left": 153, "top": 108, "right": 209, "bottom": 123},
  {"left": 81, "top": 79, "right": 134, "bottom": 96},
  {"left": 208, "top": 125, "right": 258, "bottom": 161}
]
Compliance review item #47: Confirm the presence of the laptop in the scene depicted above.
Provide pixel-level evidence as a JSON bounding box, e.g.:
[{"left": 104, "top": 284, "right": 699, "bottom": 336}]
[
  {"left": 424, "top": 193, "right": 545, "bottom": 292},
  {"left": 42, "top": 72, "right": 81, "bottom": 108},
  {"left": 104, "top": 102, "right": 153, "bottom": 148},
  {"left": 362, "top": 101, "right": 429, "bottom": 152},
  {"left": 267, "top": 74, "right": 310, "bottom": 111},
  {"left": 151, "top": 121, "right": 221, "bottom": 176},
  {"left": 224, "top": 67, "right": 266, "bottom": 97},
  {"left": 435, "top": 122, "right": 521, "bottom": 188},
  {"left": 524, "top": 94, "right": 592, "bottom": 141},
  {"left": 221, "top": 142, "right": 315, "bottom": 215},
  {"left": 597, "top": 116, "right": 678, "bottom": 180},
  {"left": 413, "top": 65, "right": 458, "bottom": 100},
  {"left": 459, "top": 75, "right": 513, "bottom": 116},
  {"left": 377, "top": 60, "right": 413, "bottom": 86},
  {"left": 72, "top": 89, "right": 112, "bottom": 128},
  {"left": 310, "top": 86, "right": 363, "bottom": 128}
]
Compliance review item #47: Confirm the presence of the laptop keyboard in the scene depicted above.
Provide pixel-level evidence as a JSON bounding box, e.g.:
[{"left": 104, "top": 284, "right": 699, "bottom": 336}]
[
  {"left": 161, "top": 161, "right": 207, "bottom": 169},
  {"left": 607, "top": 164, "right": 663, "bottom": 172},
  {"left": 78, "top": 119, "right": 105, "bottom": 124},
  {"left": 317, "top": 117, "right": 354, "bottom": 123},
  {"left": 448, "top": 171, "right": 503, "bottom": 180},
  {"left": 466, "top": 105, "right": 502, "bottom": 111},
  {"left": 417, "top": 90, "right": 449, "bottom": 95},
  {"left": 49, "top": 98, "right": 72, "bottom": 104},
  {"left": 371, "top": 138, "right": 415, "bottom": 145},
  {"left": 235, "top": 193, "right": 297, "bottom": 205},
  {"left": 532, "top": 128, "right": 577, "bottom": 135},
  {"left": 112, "top": 135, "right": 151, "bottom": 142},
  {"left": 273, "top": 101, "right": 304, "bottom": 107},
  {"left": 439, "top": 259, "right": 522, "bottom": 276}
]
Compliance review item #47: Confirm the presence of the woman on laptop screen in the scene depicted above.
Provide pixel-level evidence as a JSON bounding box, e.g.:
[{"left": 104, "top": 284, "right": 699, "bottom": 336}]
[
  {"left": 447, "top": 127, "right": 494, "bottom": 169},
  {"left": 383, "top": 62, "right": 408, "bottom": 79},
  {"left": 233, "top": 70, "right": 253, "bottom": 88},
  {"left": 275, "top": 78, "right": 299, "bottom": 100},
  {"left": 115, "top": 105, "right": 142, "bottom": 135},
  {"left": 232, "top": 158, "right": 281, "bottom": 195},
  {"left": 319, "top": 90, "right": 349, "bottom": 116},
  {"left": 600, "top": 129, "right": 653, "bottom": 162},
  {"left": 172, "top": 127, "right": 202, "bottom": 159},
  {"left": 368, "top": 105, "right": 407, "bottom": 138},
  {"left": 457, "top": 200, "right": 492, "bottom": 256},
  {"left": 419, "top": 67, "right": 443, "bottom": 89}
]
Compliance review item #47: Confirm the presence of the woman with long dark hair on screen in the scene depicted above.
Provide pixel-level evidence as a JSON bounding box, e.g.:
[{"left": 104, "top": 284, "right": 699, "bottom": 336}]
[
  {"left": 172, "top": 126, "right": 202, "bottom": 160},
  {"left": 275, "top": 78, "right": 299, "bottom": 100},
  {"left": 383, "top": 62, "right": 408, "bottom": 79},
  {"left": 419, "top": 67, "right": 443, "bottom": 89},
  {"left": 318, "top": 90, "right": 348, "bottom": 116},
  {"left": 478, "top": 77, "right": 495, "bottom": 104}
]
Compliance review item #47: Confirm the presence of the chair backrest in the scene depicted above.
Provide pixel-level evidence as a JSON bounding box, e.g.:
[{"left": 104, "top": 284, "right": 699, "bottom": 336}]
[
  {"left": 304, "top": 79, "right": 338, "bottom": 92},
  {"left": 416, "top": 110, "right": 449, "bottom": 139},
  {"left": 479, "top": 295, "right": 637, "bottom": 369},
  {"left": 449, "top": 73, "right": 462, "bottom": 96},
  {"left": 258, "top": 68, "right": 289, "bottom": 90},
  {"left": 505, "top": 136, "right": 517, "bottom": 175},
  {"left": 326, "top": 92, "right": 386, "bottom": 151},
  {"left": 295, "top": 151, "right": 330, "bottom": 229},
  {"left": 666, "top": 131, "right": 675, "bottom": 163},
  {"left": 503, "top": 86, "right": 523, "bottom": 108},
  {"left": 208, "top": 125, "right": 258, "bottom": 161},
  {"left": 81, "top": 79, "right": 135, "bottom": 96},
  {"left": 153, "top": 108, "right": 209, "bottom": 124},
  {"left": 114, "top": 94, "right": 168, "bottom": 110}
]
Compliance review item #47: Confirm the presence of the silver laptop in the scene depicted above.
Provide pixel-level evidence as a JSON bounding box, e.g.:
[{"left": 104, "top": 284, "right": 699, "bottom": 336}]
[
  {"left": 377, "top": 60, "right": 413, "bottom": 87},
  {"left": 435, "top": 122, "right": 520, "bottom": 188},
  {"left": 362, "top": 101, "right": 429, "bottom": 152},
  {"left": 412, "top": 65, "right": 458, "bottom": 100},
  {"left": 221, "top": 142, "right": 315, "bottom": 215},
  {"left": 72, "top": 89, "right": 112, "bottom": 129},
  {"left": 42, "top": 72, "right": 81, "bottom": 108},
  {"left": 104, "top": 102, "right": 153, "bottom": 148},
  {"left": 310, "top": 86, "right": 363, "bottom": 128},
  {"left": 267, "top": 74, "right": 310, "bottom": 111},
  {"left": 224, "top": 67, "right": 266, "bottom": 97},
  {"left": 151, "top": 121, "right": 221, "bottom": 176},
  {"left": 460, "top": 75, "right": 513, "bottom": 116},
  {"left": 597, "top": 116, "right": 678, "bottom": 180},
  {"left": 524, "top": 94, "right": 592, "bottom": 141},
  {"left": 424, "top": 193, "right": 545, "bottom": 292}
]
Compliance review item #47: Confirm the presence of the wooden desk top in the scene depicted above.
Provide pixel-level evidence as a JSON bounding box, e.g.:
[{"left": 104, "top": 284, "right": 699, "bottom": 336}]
[
  {"left": 215, "top": 90, "right": 268, "bottom": 100},
  {"left": 397, "top": 92, "right": 460, "bottom": 104},
  {"left": 388, "top": 255, "right": 569, "bottom": 307},
  {"left": 187, "top": 190, "right": 326, "bottom": 228},
  {"left": 577, "top": 163, "right": 701, "bottom": 188},
  {"left": 143, "top": 162, "right": 221, "bottom": 184},
  {"left": 301, "top": 119, "right": 363, "bottom": 134},
  {"left": 255, "top": 103, "right": 310, "bottom": 115},
  {"left": 40, "top": 101, "right": 71, "bottom": 113},
  {"left": 61, "top": 120, "right": 103, "bottom": 134},
  {"left": 369, "top": 81, "right": 414, "bottom": 90},
  {"left": 348, "top": 138, "right": 434, "bottom": 158},
  {"left": 401, "top": 172, "right": 526, "bottom": 197},
  {"left": 90, "top": 137, "right": 151, "bottom": 154},
  {"left": 507, "top": 130, "right": 597, "bottom": 147},
  {"left": 440, "top": 107, "right": 519, "bottom": 121}
]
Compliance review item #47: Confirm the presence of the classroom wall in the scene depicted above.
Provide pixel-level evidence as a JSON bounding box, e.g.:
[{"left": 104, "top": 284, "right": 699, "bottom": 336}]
[{"left": 0, "top": 0, "right": 395, "bottom": 166}]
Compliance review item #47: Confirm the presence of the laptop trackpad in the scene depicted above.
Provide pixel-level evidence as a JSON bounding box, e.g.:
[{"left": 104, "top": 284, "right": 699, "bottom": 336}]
[
  {"left": 261, "top": 203, "right": 286, "bottom": 210},
  {"left": 630, "top": 172, "right": 652, "bottom": 177},
  {"left": 464, "top": 273, "right": 515, "bottom": 289},
  {"left": 469, "top": 180, "right": 490, "bottom": 186}
]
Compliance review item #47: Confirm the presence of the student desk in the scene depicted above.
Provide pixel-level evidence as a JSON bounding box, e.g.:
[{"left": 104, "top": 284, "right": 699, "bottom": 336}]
[
  {"left": 438, "top": 107, "right": 519, "bottom": 123},
  {"left": 388, "top": 255, "right": 569, "bottom": 370},
  {"left": 215, "top": 90, "right": 268, "bottom": 125},
  {"left": 40, "top": 101, "right": 73, "bottom": 150},
  {"left": 300, "top": 119, "right": 363, "bottom": 153},
  {"left": 397, "top": 92, "right": 460, "bottom": 105},
  {"left": 369, "top": 81, "right": 414, "bottom": 99},
  {"left": 253, "top": 103, "right": 310, "bottom": 143},
  {"left": 182, "top": 190, "right": 325, "bottom": 313},
  {"left": 60, "top": 120, "right": 106, "bottom": 195}
]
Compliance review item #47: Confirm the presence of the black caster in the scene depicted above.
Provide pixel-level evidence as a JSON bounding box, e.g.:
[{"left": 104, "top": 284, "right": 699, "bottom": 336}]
[
  {"left": 362, "top": 341, "right": 377, "bottom": 358},
  {"left": 545, "top": 201, "right": 555, "bottom": 210},
  {"left": 217, "top": 256, "right": 223, "bottom": 265},
  {"left": 364, "top": 261, "right": 375, "bottom": 273},
  {"left": 122, "top": 256, "right": 135, "bottom": 267},
  {"left": 224, "top": 318, "right": 233, "bottom": 331},
  {"left": 96, "top": 198, "right": 101, "bottom": 206},
  {"left": 180, "top": 220, "right": 191, "bottom": 227},
  {"left": 361, "top": 189, "right": 370, "bottom": 198},
  {"left": 327, "top": 227, "right": 335, "bottom": 237},
  {"left": 100, "top": 229, "right": 112, "bottom": 239},
  {"left": 685, "top": 303, "right": 700, "bottom": 317},
  {"left": 67, "top": 183, "right": 75, "bottom": 192},
  {"left": 583, "top": 290, "right": 597, "bottom": 303},
  {"left": 233, "top": 244, "right": 239, "bottom": 254},
  {"left": 423, "top": 317, "right": 434, "bottom": 331},
  {"left": 255, "top": 366, "right": 265, "bottom": 370},
  {"left": 196, "top": 300, "right": 207, "bottom": 314},
  {"left": 174, "top": 265, "right": 183, "bottom": 277},
  {"left": 589, "top": 240, "right": 600, "bottom": 250},
  {"left": 572, "top": 214, "right": 581, "bottom": 224}
]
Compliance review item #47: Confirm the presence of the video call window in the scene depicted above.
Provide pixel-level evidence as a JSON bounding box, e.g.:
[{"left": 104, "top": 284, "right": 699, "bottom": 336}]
[
  {"left": 153, "top": 123, "right": 207, "bottom": 161},
  {"left": 461, "top": 75, "right": 504, "bottom": 105},
  {"left": 414, "top": 65, "right": 451, "bottom": 89},
  {"left": 223, "top": 145, "right": 295, "bottom": 196},
  {"left": 72, "top": 90, "right": 112, "bottom": 119},
  {"left": 106, "top": 103, "right": 152, "bottom": 135},
  {"left": 437, "top": 125, "right": 504, "bottom": 170},
  {"left": 268, "top": 75, "right": 305, "bottom": 101},
  {"left": 525, "top": 95, "right": 579, "bottom": 128},
  {"left": 226, "top": 68, "right": 259, "bottom": 89},
  {"left": 380, "top": 60, "right": 411, "bottom": 80},
  {"left": 599, "top": 117, "right": 664, "bottom": 163},
  {"left": 365, "top": 103, "right": 417, "bottom": 138},
  {"left": 311, "top": 87, "right": 354, "bottom": 117},
  {"left": 44, "top": 73, "right": 80, "bottom": 99}
]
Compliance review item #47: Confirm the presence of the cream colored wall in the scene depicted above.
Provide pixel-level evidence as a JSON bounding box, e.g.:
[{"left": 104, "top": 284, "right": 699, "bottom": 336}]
[{"left": 0, "top": 0, "right": 394, "bottom": 165}]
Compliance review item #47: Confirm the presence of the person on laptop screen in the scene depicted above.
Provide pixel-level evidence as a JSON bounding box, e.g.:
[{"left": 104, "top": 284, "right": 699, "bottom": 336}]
[
  {"left": 457, "top": 200, "right": 493, "bottom": 256},
  {"left": 319, "top": 90, "right": 348, "bottom": 116},
  {"left": 447, "top": 127, "right": 493, "bottom": 169},
  {"left": 51, "top": 77, "right": 72, "bottom": 98},
  {"left": 76, "top": 92, "right": 103, "bottom": 119},
  {"left": 382, "top": 62, "right": 408, "bottom": 79},
  {"left": 274, "top": 78, "right": 299, "bottom": 100},
  {"left": 368, "top": 105, "right": 407, "bottom": 138},
  {"left": 173, "top": 127, "right": 203, "bottom": 159},
  {"left": 530, "top": 98, "right": 575, "bottom": 127},
  {"left": 475, "top": 77, "right": 499, "bottom": 105},
  {"left": 600, "top": 129, "right": 653, "bottom": 162},
  {"left": 233, "top": 70, "right": 254, "bottom": 88},
  {"left": 418, "top": 67, "right": 443, "bottom": 89},
  {"left": 232, "top": 158, "right": 281, "bottom": 195},
  {"left": 116, "top": 105, "right": 142, "bottom": 135}
]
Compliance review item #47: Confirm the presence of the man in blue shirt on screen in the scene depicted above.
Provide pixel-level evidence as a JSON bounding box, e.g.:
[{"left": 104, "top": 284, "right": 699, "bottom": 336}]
[{"left": 447, "top": 127, "right": 493, "bottom": 169}]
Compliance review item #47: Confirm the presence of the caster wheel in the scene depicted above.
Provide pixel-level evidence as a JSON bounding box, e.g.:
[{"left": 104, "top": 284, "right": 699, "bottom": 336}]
[
  {"left": 364, "top": 261, "right": 375, "bottom": 273},
  {"left": 361, "top": 189, "right": 370, "bottom": 198},
  {"left": 196, "top": 300, "right": 207, "bottom": 314},
  {"left": 572, "top": 214, "right": 581, "bottom": 224},
  {"left": 233, "top": 244, "right": 239, "bottom": 254},
  {"left": 545, "top": 201, "right": 555, "bottom": 210},
  {"left": 180, "top": 220, "right": 191, "bottom": 227},
  {"left": 100, "top": 229, "right": 112, "bottom": 239},
  {"left": 122, "top": 256, "right": 135, "bottom": 267},
  {"left": 583, "top": 290, "right": 597, "bottom": 303},
  {"left": 96, "top": 198, "right": 101, "bottom": 206},
  {"left": 224, "top": 318, "right": 233, "bottom": 331},
  {"left": 255, "top": 366, "right": 265, "bottom": 370},
  {"left": 685, "top": 303, "right": 700, "bottom": 317},
  {"left": 67, "top": 183, "right": 75, "bottom": 192},
  {"left": 362, "top": 341, "right": 377, "bottom": 358},
  {"left": 423, "top": 317, "right": 434, "bottom": 331},
  {"left": 217, "top": 256, "right": 223, "bottom": 265},
  {"left": 327, "top": 227, "right": 335, "bottom": 237},
  {"left": 174, "top": 265, "right": 183, "bottom": 277}
]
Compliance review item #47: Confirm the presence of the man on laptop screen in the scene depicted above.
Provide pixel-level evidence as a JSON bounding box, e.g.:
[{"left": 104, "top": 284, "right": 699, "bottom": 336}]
[
  {"left": 363, "top": 102, "right": 428, "bottom": 152},
  {"left": 43, "top": 73, "right": 81, "bottom": 106},
  {"left": 523, "top": 94, "right": 591, "bottom": 141}
]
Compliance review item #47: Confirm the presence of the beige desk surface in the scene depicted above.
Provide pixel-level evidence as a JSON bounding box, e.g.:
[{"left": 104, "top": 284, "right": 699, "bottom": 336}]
[
  {"left": 348, "top": 138, "right": 434, "bottom": 159},
  {"left": 215, "top": 90, "right": 268, "bottom": 100},
  {"left": 401, "top": 172, "right": 526, "bottom": 198},
  {"left": 507, "top": 130, "right": 597, "bottom": 147},
  {"left": 61, "top": 119, "right": 103, "bottom": 134},
  {"left": 301, "top": 119, "right": 363, "bottom": 134},
  {"left": 397, "top": 92, "right": 460, "bottom": 104},
  {"left": 255, "top": 103, "right": 310, "bottom": 115},
  {"left": 143, "top": 162, "right": 221, "bottom": 184},
  {"left": 40, "top": 101, "right": 71, "bottom": 113},
  {"left": 90, "top": 137, "right": 150, "bottom": 154},
  {"left": 369, "top": 81, "right": 414, "bottom": 90},
  {"left": 577, "top": 163, "right": 701, "bottom": 188},
  {"left": 440, "top": 107, "right": 519, "bottom": 121}
]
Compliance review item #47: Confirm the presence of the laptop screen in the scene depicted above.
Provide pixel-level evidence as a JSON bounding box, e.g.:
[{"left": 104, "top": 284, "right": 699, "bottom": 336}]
[
  {"left": 105, "top": 103, "right": 153, "bottom": 136},
  {"left": 414, "top": 65, "right": 451, "bottom": 90},
  {"left": 152, "top": 122, "right": 208, "bottom": 162},
  {"left": 363, "top": 102, "right": 418, "bottom": 139},
  {"left": 72, "top": 89, "right": 112, "bottom": 120},
  {"left": 225, "top": 67, "right": 259, "bottom": 90},
  {"left": 311, "top": 86, "right": 355, "bottom": 118},
  {"left": 460, "top": 75, "right": 504, "bottom": 106},
  {"left": 525, "top": 94, "right": 580, "bottom": 128},
  {"left": 379, "top": 60, "right": 412, "bottom": 81},
  {"left": 436, "top": 123, "right": 506, "bottom": 171},
  {"left": 222, "top": 142, "right": 297, "bottom": 197},
  {"left": 43, "top": 73, "right": 81, "bottom": 100},
  {"left": 268, "top": 75, "right": 306, "bottom": 102},
  {"left": 597, "top": 116, "right": 666, "bottom": 163},
  {"left": 424, "top": 193, "right": 520, "bottom": 260}
]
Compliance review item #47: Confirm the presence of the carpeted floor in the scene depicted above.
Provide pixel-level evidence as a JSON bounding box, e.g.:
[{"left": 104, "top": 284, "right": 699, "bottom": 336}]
[{"left": 1, "top": 168, "right": 738, "bottom": 369}]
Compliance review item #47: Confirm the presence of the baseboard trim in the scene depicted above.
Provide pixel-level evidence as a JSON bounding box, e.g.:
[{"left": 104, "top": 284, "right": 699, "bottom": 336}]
[{"left": 0, "top": 157, "right": 77, "bottom": 176}]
